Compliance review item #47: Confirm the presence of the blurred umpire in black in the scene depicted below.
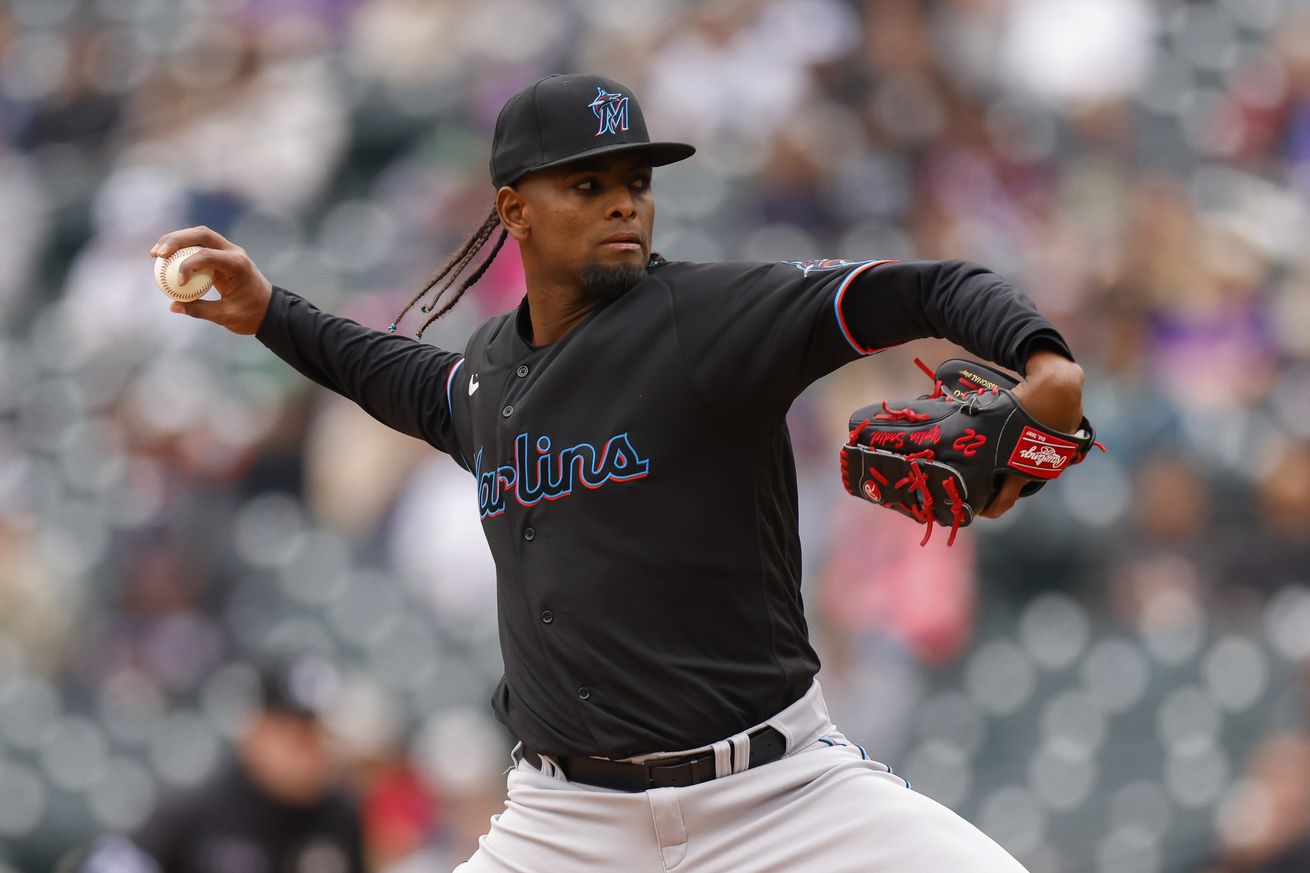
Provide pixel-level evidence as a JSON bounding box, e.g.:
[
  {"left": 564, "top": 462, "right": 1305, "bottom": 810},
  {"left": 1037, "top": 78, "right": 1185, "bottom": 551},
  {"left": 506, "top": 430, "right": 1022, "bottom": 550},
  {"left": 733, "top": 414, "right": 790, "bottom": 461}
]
[{"left": 81, "top": 658, "right": 365, "bottom": 873}]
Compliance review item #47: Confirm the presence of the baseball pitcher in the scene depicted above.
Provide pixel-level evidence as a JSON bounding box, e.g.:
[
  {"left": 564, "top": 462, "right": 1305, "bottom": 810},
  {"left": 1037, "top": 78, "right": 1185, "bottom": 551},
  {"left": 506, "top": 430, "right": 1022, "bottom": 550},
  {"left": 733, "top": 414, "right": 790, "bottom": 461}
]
[{"left": 151, "top": 74, "right": 1090, "bottom": 873}]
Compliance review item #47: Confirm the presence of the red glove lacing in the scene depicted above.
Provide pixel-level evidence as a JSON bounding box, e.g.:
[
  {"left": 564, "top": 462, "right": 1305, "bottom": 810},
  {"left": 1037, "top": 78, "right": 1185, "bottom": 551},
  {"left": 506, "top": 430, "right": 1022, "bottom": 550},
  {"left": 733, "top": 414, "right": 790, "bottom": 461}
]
[{"left": 849, "top": 363, "right": 988, "bottom": 547}]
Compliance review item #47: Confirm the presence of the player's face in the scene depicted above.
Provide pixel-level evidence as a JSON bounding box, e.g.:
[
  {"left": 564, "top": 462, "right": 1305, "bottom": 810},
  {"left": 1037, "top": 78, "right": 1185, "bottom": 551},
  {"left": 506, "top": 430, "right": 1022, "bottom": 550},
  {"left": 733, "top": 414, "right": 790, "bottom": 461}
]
[
  {"left": 511, "top": 152, "right": 655, "bottom": 285},
  {"left": 245, "top": 712, "right": 335, "bottom": 803}
]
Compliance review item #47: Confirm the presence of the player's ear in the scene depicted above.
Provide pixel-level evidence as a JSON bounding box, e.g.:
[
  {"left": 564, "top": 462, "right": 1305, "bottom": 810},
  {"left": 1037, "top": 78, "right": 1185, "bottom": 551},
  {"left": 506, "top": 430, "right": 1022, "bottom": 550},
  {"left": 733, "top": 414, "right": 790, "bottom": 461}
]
[{"left": 497, "top": 186, "right": 530, "bottom": 241}]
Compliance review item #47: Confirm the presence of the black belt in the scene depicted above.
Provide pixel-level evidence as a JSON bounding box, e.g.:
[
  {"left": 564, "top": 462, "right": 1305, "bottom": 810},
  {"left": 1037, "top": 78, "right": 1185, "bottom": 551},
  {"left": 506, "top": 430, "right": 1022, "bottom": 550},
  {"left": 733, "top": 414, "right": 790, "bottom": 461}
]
[{"left": 523, "top": 725, "right": 788, "bottom": 792}]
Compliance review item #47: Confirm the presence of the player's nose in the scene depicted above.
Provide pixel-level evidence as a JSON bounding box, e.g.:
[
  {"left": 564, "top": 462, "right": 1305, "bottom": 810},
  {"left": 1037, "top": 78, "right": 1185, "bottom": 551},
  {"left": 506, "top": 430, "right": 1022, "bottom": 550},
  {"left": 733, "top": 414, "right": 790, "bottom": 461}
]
[{"left": 605, "top": 188, "right": 637, "bottom": 220}]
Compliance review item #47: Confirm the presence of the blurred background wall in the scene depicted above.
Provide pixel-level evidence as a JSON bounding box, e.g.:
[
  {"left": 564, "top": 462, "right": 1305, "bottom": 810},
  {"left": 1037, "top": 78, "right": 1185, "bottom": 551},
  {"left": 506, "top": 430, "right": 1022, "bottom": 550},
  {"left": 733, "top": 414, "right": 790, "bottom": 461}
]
[{"left": 2, "top": 0, "right": 1310, "bottom": 871}]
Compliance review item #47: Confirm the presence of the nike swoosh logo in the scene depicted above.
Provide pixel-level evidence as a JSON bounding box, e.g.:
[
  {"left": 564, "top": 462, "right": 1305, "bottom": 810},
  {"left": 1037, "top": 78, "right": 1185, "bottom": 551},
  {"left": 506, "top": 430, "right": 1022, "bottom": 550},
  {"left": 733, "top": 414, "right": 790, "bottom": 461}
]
[{"left": 468, "top": 374, "right": 479, "bottom": 396}]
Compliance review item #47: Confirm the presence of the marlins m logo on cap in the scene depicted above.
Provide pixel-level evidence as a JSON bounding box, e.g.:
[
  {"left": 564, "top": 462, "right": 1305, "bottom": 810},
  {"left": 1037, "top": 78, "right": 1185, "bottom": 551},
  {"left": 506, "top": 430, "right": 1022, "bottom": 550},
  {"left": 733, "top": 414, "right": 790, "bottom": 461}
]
[{"left": 589, "top": 87, "right": 630, "bottom": 137}]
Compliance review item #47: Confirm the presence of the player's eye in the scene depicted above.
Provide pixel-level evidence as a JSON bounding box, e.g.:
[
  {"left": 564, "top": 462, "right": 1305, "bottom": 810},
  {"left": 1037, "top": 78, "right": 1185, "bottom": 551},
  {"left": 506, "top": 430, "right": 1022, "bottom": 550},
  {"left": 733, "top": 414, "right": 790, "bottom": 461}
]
[
  {"left": 631, "top": 175, "right": 651, "bottom": 190},
  {"left": 575, "top": 179, "right": 597, "bottom": 192}
]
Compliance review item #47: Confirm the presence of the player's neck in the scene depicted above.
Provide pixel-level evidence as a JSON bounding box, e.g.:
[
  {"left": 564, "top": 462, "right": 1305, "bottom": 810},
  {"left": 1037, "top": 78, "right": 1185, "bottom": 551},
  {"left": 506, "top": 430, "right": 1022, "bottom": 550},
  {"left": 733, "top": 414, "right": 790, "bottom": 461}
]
[{"left": 522, "top": 281, "right": 600, "bottom": 346}]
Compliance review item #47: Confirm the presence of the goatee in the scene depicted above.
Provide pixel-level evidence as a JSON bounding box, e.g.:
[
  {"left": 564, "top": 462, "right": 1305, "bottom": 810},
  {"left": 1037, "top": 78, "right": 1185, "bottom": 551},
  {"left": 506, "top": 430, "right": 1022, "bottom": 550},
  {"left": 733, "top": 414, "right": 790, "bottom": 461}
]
[{"left": 580, "top": 263, "right": 647, "bottom": 304}]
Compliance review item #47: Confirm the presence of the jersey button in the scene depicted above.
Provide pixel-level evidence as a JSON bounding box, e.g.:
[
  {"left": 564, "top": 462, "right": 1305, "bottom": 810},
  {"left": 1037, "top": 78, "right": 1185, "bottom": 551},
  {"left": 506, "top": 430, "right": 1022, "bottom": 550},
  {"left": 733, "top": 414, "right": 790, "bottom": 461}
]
[
  {"left": 540, "top": 610, "right": 553, "bottom": 624},
  {"left": 523, "top": 527, "right": 536, "bottom": 541},
  {"left": 577, "top": 686, "right": 591, "bottom": 700},
  {"left": 501, "top": 405, "right": 513, "bottom": 418},
  {"left": 516, "top": 365, "right": 529, "bottom": 378}
]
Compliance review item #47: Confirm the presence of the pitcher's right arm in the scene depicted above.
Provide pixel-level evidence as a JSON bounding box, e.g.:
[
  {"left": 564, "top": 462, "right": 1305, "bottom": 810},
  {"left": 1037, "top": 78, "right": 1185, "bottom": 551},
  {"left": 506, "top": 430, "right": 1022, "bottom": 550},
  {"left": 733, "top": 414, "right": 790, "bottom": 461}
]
[{"left": 151, "top": 226, "right": 463, "bottom": 454}]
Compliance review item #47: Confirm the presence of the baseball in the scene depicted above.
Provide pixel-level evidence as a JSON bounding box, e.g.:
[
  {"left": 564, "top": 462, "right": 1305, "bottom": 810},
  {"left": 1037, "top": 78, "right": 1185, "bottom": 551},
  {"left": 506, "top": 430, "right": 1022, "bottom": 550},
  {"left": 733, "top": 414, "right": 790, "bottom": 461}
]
[{"left": 154, "top": 246, "right": 215, "bottom": 302}]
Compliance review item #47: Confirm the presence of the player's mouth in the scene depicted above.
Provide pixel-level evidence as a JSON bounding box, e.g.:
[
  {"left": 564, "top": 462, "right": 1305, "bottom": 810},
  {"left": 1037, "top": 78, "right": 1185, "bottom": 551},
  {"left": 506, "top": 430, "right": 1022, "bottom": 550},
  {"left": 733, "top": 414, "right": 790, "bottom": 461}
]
[{"left": 599, "top": 232, "right": 643, "bottom": 252}]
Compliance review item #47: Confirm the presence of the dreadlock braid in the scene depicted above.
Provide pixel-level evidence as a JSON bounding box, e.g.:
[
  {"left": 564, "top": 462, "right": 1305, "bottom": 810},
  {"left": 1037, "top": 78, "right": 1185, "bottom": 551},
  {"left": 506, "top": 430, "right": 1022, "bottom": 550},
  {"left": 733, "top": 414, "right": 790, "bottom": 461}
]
[
  {"left": 416, "top": 227, "right": 509, "bottom": 338},
  {"left": 389, "top": 206, "right": 502, "bottom": 335}
]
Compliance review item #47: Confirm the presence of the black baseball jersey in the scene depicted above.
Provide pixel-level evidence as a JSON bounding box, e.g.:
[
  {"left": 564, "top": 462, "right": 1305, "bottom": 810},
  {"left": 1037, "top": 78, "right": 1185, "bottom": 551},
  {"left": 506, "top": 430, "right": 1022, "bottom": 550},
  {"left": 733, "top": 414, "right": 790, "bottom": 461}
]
[
  {"left": 257, "top": 257, "right": 1071, "bottom": 758},
  {"left": 126, "top": 759, "right": 363, "bottom": 873}
]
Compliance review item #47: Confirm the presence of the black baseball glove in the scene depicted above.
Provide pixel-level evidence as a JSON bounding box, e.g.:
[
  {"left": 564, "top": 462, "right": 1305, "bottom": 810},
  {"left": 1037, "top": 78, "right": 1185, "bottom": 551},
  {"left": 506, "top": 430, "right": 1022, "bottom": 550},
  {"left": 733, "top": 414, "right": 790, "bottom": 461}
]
[{"left": 839, "top": 358, "right": 1102, "bottom": 546}]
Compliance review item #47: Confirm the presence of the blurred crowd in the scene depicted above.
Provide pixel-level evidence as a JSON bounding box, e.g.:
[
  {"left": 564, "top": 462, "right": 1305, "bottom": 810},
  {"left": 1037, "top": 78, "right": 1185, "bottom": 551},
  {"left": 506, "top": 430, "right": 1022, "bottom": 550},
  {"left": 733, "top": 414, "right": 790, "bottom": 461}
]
[{"left": 2, "top": 0, "right": 1310, "bottom": 871}]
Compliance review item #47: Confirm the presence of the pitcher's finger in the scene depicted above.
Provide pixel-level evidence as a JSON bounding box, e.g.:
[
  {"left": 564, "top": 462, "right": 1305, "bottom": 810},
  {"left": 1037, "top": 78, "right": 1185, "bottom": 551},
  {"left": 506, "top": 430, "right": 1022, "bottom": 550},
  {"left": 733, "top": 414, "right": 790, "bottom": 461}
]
[
  {"left": 174, "top": 248, "right": 252, "bottom": 286},
  {"left": 150, "top": 226, "right": 237, "bottom": 259},
  {"left": 980, "top": 476, "right": 1024, "bottom": 519}
]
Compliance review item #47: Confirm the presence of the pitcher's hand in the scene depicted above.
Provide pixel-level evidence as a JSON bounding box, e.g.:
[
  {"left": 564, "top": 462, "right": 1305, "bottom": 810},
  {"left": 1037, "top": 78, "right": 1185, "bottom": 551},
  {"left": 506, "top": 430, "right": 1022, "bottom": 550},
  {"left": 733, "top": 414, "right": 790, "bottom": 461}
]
[
  {"left": 150, "top": 227, "right": 273, "bottom": 336},
  {"left": 979, "top": 349, "right": 1085, "bottom": 519}
]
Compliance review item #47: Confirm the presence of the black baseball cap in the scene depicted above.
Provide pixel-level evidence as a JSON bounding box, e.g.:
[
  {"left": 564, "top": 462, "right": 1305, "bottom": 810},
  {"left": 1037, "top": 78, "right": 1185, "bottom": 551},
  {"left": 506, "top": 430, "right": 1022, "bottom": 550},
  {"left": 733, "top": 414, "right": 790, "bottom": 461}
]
[
  {"left": 258, "top": 657, "right": 339, "bottom": 720},
  {"left": 490, "top": 73, "right": 695, "bottom": 188}
]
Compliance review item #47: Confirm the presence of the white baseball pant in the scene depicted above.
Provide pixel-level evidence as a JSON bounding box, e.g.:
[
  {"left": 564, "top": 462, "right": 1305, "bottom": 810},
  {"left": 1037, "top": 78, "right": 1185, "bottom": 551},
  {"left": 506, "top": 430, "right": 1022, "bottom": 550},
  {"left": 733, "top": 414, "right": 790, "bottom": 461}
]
[{"left": 455, "top": 681, "right": 1028, "bottom": 872}]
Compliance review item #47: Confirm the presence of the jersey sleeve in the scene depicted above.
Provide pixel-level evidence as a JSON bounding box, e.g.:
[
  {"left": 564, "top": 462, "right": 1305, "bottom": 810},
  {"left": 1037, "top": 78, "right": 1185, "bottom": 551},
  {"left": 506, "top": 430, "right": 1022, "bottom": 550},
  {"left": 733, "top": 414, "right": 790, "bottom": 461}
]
[
  {"left": 667, "top": 258, "right": 1072, "bottom": 422},
  {"left": 836, "top": 259, "right": 1074, "bottom": 372},
  {"left": 256, "top": 286, "right": 467, "bottom": 466}
]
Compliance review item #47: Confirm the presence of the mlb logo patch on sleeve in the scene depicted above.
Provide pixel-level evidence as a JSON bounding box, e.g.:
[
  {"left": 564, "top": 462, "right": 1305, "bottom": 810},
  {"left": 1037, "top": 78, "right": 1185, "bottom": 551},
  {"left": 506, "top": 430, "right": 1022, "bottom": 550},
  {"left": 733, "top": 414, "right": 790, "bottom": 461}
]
[
  {"left": 1007, "top": 426, "right": 1077, "bottom": 478},
  {"left": 783, "top": 258, "right": 864, "bottom": 276}
]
